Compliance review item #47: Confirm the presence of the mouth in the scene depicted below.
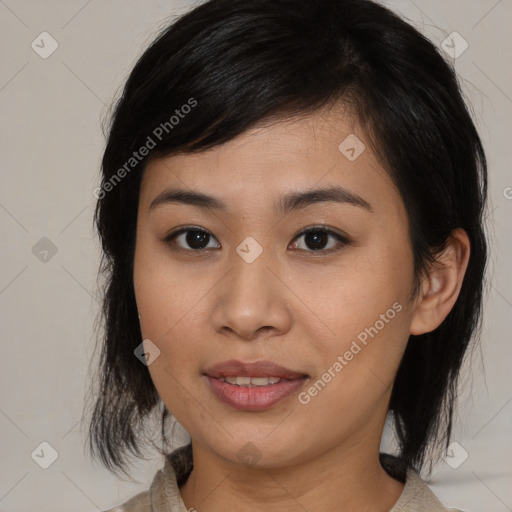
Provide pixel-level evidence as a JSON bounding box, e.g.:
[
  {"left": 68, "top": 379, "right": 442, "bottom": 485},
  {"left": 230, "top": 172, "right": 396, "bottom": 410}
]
[
  {"left": 204, "top": 359, "right": 308, "bottom": 380},
  {"left": 203, "top": 359, "right": 309, "bottom": 410}
]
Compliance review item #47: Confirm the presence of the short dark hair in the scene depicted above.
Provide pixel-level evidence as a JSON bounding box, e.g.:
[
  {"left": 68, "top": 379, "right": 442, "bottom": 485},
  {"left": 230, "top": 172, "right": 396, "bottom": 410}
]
[{"left": 85, "top": 0, "right": 488, "bottom": 478}]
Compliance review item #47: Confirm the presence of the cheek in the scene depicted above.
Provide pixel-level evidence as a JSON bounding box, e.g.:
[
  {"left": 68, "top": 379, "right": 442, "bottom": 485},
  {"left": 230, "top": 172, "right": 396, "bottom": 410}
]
[
  {"left": 295, "top": 248, "right": 410, "bottom": 338},
  {"left": 292, "top": 242, "right": 413, "bottom": 387},
  {"left": 133, "top": 251, "right": 199, "bottom": 416},
  {"left": 133, "top": 241, "right": 213, "bottom": 414},
  {"left": 133, "top": 236, "right": 203, "bottom": 341}
]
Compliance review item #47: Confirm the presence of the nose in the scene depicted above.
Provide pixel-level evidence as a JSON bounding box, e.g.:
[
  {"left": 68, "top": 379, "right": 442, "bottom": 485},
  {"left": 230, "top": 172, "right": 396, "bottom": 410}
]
[{"left": 211, "top": 244, "right": 292, "bottom": 341}]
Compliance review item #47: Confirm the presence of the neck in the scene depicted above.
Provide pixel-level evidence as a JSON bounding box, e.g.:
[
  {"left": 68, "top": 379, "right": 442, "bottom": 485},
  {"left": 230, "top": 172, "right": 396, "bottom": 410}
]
[{"left": 179, "top": 437, "right": 404, "bottom": 512}]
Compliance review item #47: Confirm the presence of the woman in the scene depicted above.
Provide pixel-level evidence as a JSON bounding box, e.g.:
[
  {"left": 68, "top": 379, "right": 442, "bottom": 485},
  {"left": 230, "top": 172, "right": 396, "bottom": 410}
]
[{"left": 87, "top": 0, "right": 488, "bottom": 510}]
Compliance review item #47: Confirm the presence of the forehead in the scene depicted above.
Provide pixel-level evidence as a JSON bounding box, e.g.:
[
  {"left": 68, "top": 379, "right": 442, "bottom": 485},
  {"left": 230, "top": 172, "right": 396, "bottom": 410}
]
[{"left": 139, "top": 106, "right": 400, "bottom": 217}]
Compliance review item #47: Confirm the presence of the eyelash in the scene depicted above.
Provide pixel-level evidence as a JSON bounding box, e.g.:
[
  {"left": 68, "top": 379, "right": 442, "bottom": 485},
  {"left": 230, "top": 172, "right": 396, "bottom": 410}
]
[{"left": 162, "top": 225, "right": 351, "bottom": 255}]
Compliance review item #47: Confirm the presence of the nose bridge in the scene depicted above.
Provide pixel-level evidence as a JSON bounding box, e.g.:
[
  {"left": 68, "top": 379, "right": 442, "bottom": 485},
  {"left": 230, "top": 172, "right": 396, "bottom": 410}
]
[
  {"left": 212, "top": 237, "right": 289, "bottom": 338},
  {"left": 228, "top": 236, "right": 275, "bottom": 303}
]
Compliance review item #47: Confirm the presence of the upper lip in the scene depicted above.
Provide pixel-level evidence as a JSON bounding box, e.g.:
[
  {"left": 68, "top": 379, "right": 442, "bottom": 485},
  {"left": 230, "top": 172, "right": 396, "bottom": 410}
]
[{"left": 204, "top": 359, "right": 308, "bottom": 380}]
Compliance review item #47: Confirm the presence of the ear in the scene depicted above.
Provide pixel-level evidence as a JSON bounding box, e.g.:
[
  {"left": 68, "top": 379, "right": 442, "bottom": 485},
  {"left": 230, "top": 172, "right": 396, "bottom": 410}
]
[{"left": 410, "top": 229, "right": 470, "bottom": 335}]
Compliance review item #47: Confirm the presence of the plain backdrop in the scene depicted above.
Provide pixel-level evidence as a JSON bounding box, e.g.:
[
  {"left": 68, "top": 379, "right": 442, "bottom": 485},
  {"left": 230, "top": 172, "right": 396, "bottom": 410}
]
[{"left": 0, "top": 1, "right": 511, "bottom": 511}]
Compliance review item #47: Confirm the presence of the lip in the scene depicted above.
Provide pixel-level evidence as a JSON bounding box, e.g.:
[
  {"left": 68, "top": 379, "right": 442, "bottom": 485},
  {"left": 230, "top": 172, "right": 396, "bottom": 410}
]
[
  {"left": 203, "top": 360, "right": 309, "bottom": 411},
  {"left": 203, "top": 359, "right": 308, "bottom": 379}
]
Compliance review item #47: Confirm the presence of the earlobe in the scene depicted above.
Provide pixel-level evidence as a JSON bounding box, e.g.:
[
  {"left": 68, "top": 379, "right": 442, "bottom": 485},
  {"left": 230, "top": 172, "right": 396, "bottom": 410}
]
[{"left": 410, "top": 229, "right": 470, "bottom": 336}]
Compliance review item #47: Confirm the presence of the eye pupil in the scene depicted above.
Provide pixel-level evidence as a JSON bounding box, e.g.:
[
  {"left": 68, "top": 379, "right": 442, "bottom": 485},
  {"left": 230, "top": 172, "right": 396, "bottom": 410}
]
[
  {"left": 305, "top": 230, "right": 328, "bottom": 250},
  {"left": 187, "top": 230, "right": 209, "bottom": 249}
]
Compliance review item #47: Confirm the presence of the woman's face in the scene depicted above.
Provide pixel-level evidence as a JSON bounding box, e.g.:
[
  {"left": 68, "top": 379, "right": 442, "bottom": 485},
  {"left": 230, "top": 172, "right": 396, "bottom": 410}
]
[{"left": 133, "top": 107, "right": 419, "bottom": 468}]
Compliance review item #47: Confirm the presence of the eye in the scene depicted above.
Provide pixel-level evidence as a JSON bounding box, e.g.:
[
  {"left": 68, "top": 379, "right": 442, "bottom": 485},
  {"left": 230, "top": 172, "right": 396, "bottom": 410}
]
[
  {"left": 163, "top": 226, "right": 220, "bottom": 251},
  {"left": 163, "top": 225, "right": 351, "bottom": 254},
  {"left": 289, "top": 226, "right": 350, "bottom": 253}
]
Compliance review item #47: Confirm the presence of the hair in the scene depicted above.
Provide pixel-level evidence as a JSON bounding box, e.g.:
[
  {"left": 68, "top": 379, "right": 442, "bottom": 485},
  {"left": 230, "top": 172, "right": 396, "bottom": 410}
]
[{"left": 85, "top": 0, "right": 487, "bottom": 479}]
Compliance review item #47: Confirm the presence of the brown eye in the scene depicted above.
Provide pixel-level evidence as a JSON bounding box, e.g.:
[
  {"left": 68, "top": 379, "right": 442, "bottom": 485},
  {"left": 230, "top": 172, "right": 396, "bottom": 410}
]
[
  {"left": 164, "top": 227, "right": 220, "bottom": 251},
  {"left": 290, "top": 227, "right": 350, "bottom": 253}
]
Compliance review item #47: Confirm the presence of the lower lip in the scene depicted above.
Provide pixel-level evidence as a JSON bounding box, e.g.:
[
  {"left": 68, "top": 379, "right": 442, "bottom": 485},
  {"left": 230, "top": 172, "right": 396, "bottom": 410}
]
[{"left": 206, "top": 376, "right": 308, "bottom": 411}]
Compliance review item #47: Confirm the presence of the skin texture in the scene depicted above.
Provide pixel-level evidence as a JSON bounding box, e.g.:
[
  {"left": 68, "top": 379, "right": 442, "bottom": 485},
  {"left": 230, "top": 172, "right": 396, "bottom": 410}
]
[{"left": 133, "top": 105, "right": 470, "bottom": 512}]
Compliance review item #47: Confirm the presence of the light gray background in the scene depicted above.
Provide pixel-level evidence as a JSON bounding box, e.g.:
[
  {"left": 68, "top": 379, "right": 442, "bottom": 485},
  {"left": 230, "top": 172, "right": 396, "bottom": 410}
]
[{"left": 0, "top": 1, "right": 511, "bottom": 511}]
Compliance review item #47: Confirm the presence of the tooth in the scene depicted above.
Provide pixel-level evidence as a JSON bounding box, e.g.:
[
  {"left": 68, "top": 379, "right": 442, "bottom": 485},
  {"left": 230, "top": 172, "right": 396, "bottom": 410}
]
[
  {"left": 219, "top": 376, "right": 283, "bottom": 386},
  {"left": 250, "top": 377, "right": 271, "bottom": 386}
]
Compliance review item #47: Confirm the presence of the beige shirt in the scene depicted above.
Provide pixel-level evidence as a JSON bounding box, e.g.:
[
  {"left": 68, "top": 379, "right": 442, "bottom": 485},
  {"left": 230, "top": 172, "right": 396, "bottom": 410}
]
[{"left": 104, "top": 444, "right": 463, "bottom": 512}]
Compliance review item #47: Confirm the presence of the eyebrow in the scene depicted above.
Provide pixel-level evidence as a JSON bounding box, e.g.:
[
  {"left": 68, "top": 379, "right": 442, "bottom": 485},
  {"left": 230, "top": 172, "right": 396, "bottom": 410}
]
[{"left": 149, "top": 185, "right": 373, "bottom": 214}]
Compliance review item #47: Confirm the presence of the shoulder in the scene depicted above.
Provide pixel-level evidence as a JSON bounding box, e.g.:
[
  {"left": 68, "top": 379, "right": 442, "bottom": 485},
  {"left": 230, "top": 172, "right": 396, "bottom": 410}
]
[
  {"left": 398, "top": 470, "right": 465, "bottom": 512},
  {"left": 101, "top": 443, "right": 193, "bottom": 512},
  {"left": 380, "top": 453, "right": 465, "bottom": 512}
]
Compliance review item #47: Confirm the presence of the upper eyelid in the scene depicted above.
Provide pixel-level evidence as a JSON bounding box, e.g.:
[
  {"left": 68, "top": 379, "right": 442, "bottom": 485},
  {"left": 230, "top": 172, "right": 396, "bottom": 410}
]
[
  {"left": 294, "top": 225, "right": 349, "bottom": 239},
  {"left": 166, "top": 225, "right": 346, "bottom": 238}
]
